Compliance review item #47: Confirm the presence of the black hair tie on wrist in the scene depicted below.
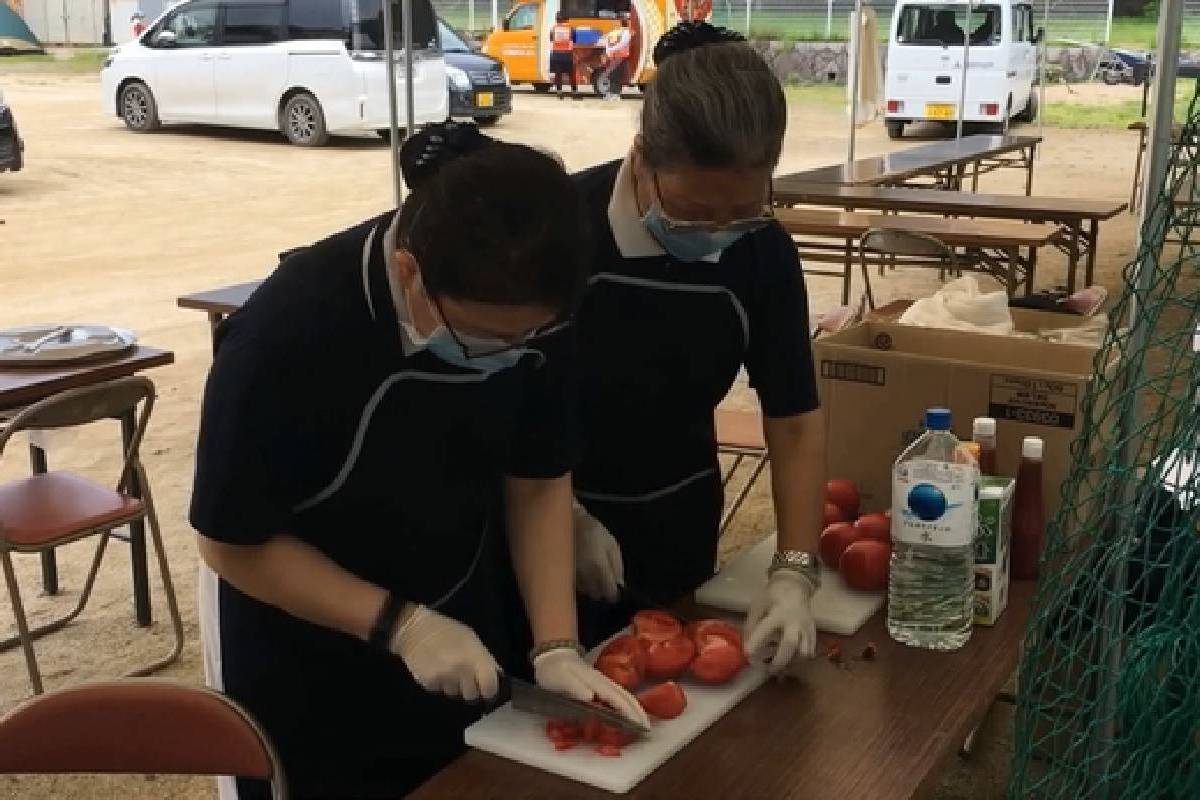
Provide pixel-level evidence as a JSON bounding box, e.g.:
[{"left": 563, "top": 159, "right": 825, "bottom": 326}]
[
  {"left": 400, "top": 121, "right": 494, "bottom": 191},
  {"left": 653, "top": 21, "right": 746, "bottom": 66}
]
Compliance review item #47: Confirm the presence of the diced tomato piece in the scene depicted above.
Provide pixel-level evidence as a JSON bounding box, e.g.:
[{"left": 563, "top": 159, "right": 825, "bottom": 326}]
[
  {"left": 637, "top": 681, "right": 687, "bottom": 720},
  {"left": 597, "top": 744, "right": 623, "bottom": 757},
  {"left": 595, "top": 722, "right": 634, "bottom": 747},
  {"left": 690, "top": 640, "right": 745, "bottom": 685},
  {"left": 644, "top": 634, "right": 696, "bottom": 680},
  {"left": 553, "top": 738, "right": 578, "bottom": 751},
  {"left": 632, "top": 610, "right": 683, "bottom": 645},
  {"left": 581, "top": 716, "right": 602, "bottom": 743}
]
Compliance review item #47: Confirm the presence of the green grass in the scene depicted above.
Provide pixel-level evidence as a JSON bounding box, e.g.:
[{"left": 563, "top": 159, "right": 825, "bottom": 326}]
[
  {"left": 0, "top": 49, "right": 109, "bottom": 73},
  {"left": 782, "top": 83, "right": 1195, "bottom": 130}
]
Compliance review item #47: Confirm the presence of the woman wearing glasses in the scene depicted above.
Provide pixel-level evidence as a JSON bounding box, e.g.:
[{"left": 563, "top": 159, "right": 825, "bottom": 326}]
[
  {"left": 192, "top": 122, "right": 647, "bottom": 800},
  {"left": 569, "top": 23, "right": 827, "bottom": 674}
]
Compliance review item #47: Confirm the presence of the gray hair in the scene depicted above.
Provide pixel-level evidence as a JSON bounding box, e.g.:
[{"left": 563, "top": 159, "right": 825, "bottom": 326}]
[{"left": 640, "top": 42, "right": 786, "bottom": 172}]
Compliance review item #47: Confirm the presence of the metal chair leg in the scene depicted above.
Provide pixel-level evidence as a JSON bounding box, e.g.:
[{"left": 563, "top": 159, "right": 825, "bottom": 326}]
[
  {"left": 860, "top": 255, "right": 877, "bottom": 310},
  {"left": 126, "top": 468, "right": 184, "bottom": 676},
  {"left": 719, "top": 455, "right": 770, "bottom": 536},
  {"left": 960, "top": 725, "right": 979, "bottom": 757},
  {"left": 0, "top": 532, "right": 111, "bottom": 653},
  {"left": 2, "top": 549, "right": 44, "bottom": 695}
]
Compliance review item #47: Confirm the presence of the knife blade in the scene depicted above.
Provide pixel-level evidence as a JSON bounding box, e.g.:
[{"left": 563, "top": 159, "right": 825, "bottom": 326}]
[{"left": 500, "top": 675, "right": 649, "bottom": 737}]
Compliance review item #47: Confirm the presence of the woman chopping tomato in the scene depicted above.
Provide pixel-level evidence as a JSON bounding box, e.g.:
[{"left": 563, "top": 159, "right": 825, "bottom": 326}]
[
  {"left": 569, "top": 23, "right": 827, "bottom": 673},
  {"left": 192, "top": 122, "right": 648, "bottom": 800}
]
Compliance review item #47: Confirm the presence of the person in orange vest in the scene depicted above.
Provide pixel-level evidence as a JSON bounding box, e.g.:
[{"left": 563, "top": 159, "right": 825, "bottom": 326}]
[
  {"left": 548, "top": 12, "right": 579, "bottom": 100},
  {"left": 601, "top": 17, "right": 633, "bottom": 101}
]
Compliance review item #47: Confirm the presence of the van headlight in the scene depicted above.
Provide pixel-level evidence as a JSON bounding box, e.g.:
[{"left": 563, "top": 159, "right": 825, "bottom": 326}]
[{"left": 446, "top": 65, "right": 471, "bottom": 91}]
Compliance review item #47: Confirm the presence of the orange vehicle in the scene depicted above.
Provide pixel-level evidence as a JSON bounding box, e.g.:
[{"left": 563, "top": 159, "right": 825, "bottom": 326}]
[{"left": 484, "top": 0, "right": 712, "bottom": 96}]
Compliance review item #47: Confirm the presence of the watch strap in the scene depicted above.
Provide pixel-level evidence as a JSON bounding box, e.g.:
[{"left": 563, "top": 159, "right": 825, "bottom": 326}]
[{"left": 368, "top": 593, "right": 408, "bottom": 651}]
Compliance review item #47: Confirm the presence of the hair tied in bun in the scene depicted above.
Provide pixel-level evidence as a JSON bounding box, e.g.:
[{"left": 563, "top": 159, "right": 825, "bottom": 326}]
[
  {"left": 653, "top": 21, "right": 745, "bottom": 66},
  {"left": 400, "top": 121, "right": 493, "bottom": 191}
]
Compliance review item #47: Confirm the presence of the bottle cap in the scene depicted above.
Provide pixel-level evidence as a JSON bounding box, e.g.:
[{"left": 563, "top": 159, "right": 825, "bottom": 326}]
[
  {"left": 1022, "top": 436, "right": 1044, "bottom": 459},
  {"left": 973, "top": 417, "right": 997, "bottom": 437},
  {"left": 925, "top": 408, "right": 952, "bottom": 431}
]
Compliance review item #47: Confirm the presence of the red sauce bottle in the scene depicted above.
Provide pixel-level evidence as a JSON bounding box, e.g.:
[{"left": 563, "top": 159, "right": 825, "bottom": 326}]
[
  {"left": 973, "top": 417, "right": 998, "bottom": 477},
  {"left": 1011, "top": 436, "right": 1046, "bottom": 580}
]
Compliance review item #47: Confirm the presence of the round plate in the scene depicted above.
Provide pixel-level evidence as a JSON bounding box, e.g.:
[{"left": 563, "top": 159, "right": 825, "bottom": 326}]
[{"left": 0, "top": 325, "right": 138, "bottom": 366}]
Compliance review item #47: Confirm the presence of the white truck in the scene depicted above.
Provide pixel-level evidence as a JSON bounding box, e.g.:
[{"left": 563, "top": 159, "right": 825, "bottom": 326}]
[{"left": 883, "top": 0, "right": 1040, "bottom": 139}]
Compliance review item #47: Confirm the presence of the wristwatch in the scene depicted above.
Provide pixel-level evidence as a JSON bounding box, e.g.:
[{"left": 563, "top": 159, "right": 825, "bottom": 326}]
[{"left": 768, "top": 550, "right": 822, "bottom": 590}]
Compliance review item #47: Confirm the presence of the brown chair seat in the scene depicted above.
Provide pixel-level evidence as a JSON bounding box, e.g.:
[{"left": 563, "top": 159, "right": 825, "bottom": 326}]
[
  {"left": 0, "top": 472, "right": 143, "bottom": 548},
  {"left": 715, "top": 408, "right": 766, "bottom": 451}
]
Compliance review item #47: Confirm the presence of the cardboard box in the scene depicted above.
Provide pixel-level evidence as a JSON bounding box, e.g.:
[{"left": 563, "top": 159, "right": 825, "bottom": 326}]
[
  {"left": 975, "top": 477, "right": 1015, "bottom": 625},
  {"left": 814, "top": 315, "right": 1112, "bottom": 520}
]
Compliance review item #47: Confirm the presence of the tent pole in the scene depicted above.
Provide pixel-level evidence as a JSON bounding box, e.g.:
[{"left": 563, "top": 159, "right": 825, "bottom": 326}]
[
  {"left": 957, "top": 1, "right": 972, "bottom": 142},
  {"left": 383, "top": 0, "right": 403, "bottom": 206},
  {"left": 846, "top": 0, "right": 863, "bottom": 170},
  {"left": 1038, "top": 0, "right": 1047, "bottom": 147},
  {"left": 403, "top": 0, "right": 415, "bottom": 153},
  {"left": 826, "top": 0, "right": 833, "bottom": 39},
  {"left": 492, "top": 0, "right": 498, "bottom": 29}
]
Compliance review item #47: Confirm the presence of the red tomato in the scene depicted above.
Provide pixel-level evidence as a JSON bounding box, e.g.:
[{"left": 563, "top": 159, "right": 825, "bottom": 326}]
[
  {"left": 632, "top": 610, "right": 683, "bottom": 644},
  {"left": 597, "top": 744, "right": 623, "bottom": 757},
  {"left": 637, "top": 680, "right": 687, "bottom": 720},
  {"left": 824, "top": 502, "right": 847, "bottom": 527},
  {"left": 825, "top": 479, "right": 861, "bottom": 519},
  {"left": 553, "top": 738, "right": 577, "bottom": 751},
  {"left": 594, "top": 720, "right": 634, "bottom": 747},
  {"left": 684, "top": 619, "right": 743, "bottom": 652},
  {"left": 596, "top": 634, "right": 648, "bottom": 690},
  {"left": 690, "top": 640, "right": 744, "bottom": 684},
  {"left": 819, "top": 522, "right": 860, "bottom": 569},
  {"left": 853, "top": 512, "right": 892, "bottom": 545},
  {"left": 840, "top": 540, "right": 891, "bottom": 591},
  {"left": 644, "top": 634, "right": 696, "bottom": 680}
]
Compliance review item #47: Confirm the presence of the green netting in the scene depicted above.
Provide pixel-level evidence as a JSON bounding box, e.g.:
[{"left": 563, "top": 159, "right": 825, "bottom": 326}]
[{"left": 1008, "top": 82, "right": 1200, "bottom": 799}]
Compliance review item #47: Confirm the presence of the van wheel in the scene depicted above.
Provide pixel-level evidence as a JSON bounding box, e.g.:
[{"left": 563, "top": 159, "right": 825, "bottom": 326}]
[
  {"left": 886, "top": 121, "right": 905, "bottom": 140},
  {"left": 533, "top": 82, "right": 552, "bottom": 94},
  {"left": 475, "top": 115, "right": 501, "bottom": 127},
  {"left": 592, "top": 71, "right": 612, "bottom": 98},
  {"left": 120, "top": 81, "right": 160, "bottom": 132},
  {"left": 1014, "top": 91, "right": 1038, "bottom": 124},
  {"left": 282, "top": 92, "right": 329, "bottom": 147},
  {"left": 376, "top": 128, "right": 407, "bottom": 145}
]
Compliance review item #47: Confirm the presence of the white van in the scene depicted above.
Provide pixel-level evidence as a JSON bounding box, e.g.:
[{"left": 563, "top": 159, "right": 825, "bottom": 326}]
[
  {"left": 883, "top": 0, "right": 1040, "bottom": 139},
  {"left": 101, "top": 0, "right": 448, "bottom": 146}
]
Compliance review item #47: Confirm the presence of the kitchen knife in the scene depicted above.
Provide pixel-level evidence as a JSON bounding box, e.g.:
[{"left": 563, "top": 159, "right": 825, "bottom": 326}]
[{"left": 498, "top": 675, "right": 650, "bottom": 737}]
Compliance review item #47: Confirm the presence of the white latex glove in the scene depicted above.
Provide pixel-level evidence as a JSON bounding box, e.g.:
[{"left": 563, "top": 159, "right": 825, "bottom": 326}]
[
  {"left": 390, "top": 604, "right": 501, "bottom": 702},
  {"left": 533, "top": 647, "right": 651, "bottom": 730},
  {"left": 573, "top": 501, "right": 624, "bottom": 603},
  {"left": 743, "top": 570, "right": 818, "bottom": 674}
]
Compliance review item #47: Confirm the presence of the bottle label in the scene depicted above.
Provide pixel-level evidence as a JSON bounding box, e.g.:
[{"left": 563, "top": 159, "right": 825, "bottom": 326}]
[{"left": 893, "top": 459, "right": 979, "bottom": 547}]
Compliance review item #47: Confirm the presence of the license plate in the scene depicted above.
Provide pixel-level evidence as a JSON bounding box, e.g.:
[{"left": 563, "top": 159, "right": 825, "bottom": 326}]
[
  {"left": 925, "top": 103, "right": 956, "bottom": 120},
  {"left": 477, "top": 92, "right": 494, "bottom": 108}
]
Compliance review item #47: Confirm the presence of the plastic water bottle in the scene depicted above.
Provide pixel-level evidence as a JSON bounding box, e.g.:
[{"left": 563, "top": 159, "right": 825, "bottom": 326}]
[{"left": 887, "top": 408, "right": 979, "bottom": 651}]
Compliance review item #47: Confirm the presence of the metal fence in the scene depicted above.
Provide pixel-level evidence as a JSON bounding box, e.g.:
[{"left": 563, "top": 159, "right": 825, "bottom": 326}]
[{"left": 432, "top": 0, "right": 1200, "bottom": 46}]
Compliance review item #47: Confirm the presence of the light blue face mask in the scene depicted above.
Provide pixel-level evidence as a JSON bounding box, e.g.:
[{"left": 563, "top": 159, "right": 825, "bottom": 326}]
[
  {"left": 400, "top": 281, "right": 532, "bottom": 374},
  {"left": 642, "top": 206, "right": 747, "bottom": 263}
]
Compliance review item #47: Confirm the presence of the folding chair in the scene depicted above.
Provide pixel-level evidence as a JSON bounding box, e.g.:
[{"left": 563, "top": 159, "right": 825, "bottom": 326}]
[
  {"left": 0, "top": 679, "right": 286, "bottom": 799},
  {"left": 716, "top": 407, "right": 769, "bottom": 536},
  {"left": 0, "top": 376, "right": 183, "bottom": 695},
  {"left": 858, "top": 228, "right": 957, "bottom": 311}
]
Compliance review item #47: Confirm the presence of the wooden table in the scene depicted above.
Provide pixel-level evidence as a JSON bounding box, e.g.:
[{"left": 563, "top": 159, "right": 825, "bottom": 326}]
[
  {"left": 772, "top": 185, "right": 1127, "bottom": 292},
  {"left": 0, "top": 346, "right": 174, "bottom": 625},
  {"left": 775, "top": 135, "right": 1042, "bottom": 196},
  {"left": 177, "top": 281, "right": 261, "bottom": 344},
  {"left": 775, "top": 207, "right": 1061, "bottom": 303},
  {"left": 413, "top": 582, "right": 1034, "bottom": 800}
]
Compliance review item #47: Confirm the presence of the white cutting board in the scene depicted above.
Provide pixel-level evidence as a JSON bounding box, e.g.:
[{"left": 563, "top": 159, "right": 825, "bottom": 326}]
[
  {"left": 695, "top": 534, "right": 884, "bottom": 636},
  {"left": 465, "top": 637, "right": 768, "bottom": 794}
]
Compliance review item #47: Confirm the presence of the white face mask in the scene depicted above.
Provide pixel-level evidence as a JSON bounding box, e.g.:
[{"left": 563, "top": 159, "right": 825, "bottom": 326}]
[{"left": 400, "top": 275, "right": 531, "bottom": 373}]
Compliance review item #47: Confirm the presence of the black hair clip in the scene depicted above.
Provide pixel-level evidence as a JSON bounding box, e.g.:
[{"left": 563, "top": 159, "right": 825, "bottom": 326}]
[
  {"left": 400, "top": 121, "right": 493, "bottom": 189},
  {"left": 653, "top": 21, "right": 745, "bottom": 65}
]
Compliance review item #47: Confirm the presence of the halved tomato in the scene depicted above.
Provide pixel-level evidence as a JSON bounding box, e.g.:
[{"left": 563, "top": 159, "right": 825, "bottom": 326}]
[
  {"left": 684, "top": 619, "right": 743, "bottom": 652},
  {"left": 690, "top": 640, "right": 745, "bottom": 685},
  {"left": 637, "top": 680, "right": 687, "bottom": 720},
  {"left": 632, "top": 610, "right": 683, "bottom": 644},
  {"left": 596, "top": 634, "right": 648, "bottom": 690},
  {"left": 644, "top": 634, "right": 696, "bottom": 680}
]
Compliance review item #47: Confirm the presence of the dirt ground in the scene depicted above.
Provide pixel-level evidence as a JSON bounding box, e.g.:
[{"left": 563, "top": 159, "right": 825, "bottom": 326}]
[{"left": 0, "top": 74, "right": 1146, "bottom": 799}]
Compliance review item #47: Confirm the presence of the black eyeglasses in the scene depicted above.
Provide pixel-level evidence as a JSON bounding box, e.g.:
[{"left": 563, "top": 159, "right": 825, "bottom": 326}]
[
  {"left": 648, "top": 171, "right": 775, "bottom": 235},
  {"left": 427, "top": 291, "right": 570, "bottom": 359}
]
